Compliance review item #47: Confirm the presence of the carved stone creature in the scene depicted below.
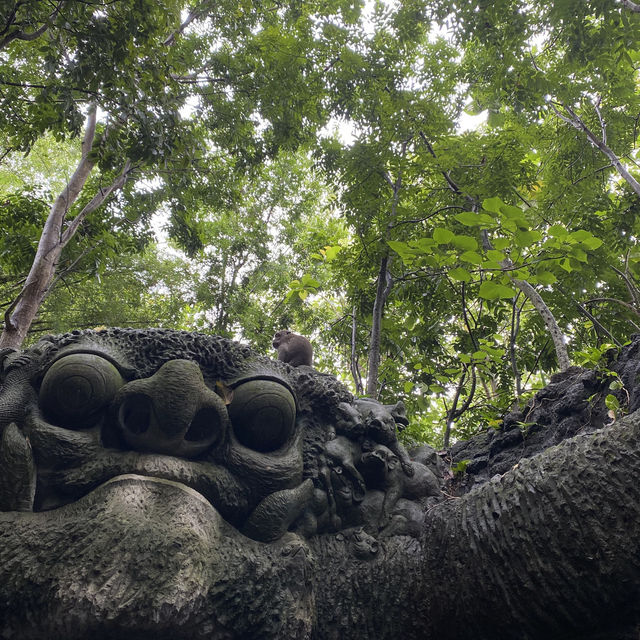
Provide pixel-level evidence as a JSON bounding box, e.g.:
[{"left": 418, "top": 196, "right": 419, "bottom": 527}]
[
  {"left": 272, "top": 329, "right": 313, "bottom": 367},
  {"left": 0, "top": 328, "right": 639, "bottom": 639},
  {"left": 322, "top": 435, "right": 367, "bottom": 529},
  {"left": 354, "top": 398, "right": 415, "bottom": 477},
  {"left": 0, "top": 328, "right": 431, "bottom": 547},
  {"left": 0, "top": 328, "right": 638, "bottom": 639},
  {"left": 358, "top": 441, "right": 441, "bottom": 529}
]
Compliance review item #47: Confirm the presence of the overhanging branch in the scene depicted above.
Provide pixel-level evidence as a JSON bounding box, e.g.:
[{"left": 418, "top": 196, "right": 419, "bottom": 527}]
[
  {"left": 549, "top": 99, "right": 640, "bottom": 198},
  {"left": 619, "top": 0, "right": 640, "bottom": 12},
  {"left": 60, "top": 159, "right": 133, "bottom": 247}
]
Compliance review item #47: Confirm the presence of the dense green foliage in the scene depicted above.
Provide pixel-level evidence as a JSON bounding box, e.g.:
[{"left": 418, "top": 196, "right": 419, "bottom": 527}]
[{"left": 2, "top": 0, "right": 640, "bottom": 445}]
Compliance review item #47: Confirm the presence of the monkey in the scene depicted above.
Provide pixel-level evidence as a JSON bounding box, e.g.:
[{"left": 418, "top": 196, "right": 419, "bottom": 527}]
[{"left": 272, "top": 330, "right": 313, "bottom": 367}]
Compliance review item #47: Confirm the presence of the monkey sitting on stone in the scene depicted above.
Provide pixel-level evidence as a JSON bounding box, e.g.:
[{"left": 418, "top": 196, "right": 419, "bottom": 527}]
[{"left": 272, "top": 330, "right": 313, "bottom": 367}]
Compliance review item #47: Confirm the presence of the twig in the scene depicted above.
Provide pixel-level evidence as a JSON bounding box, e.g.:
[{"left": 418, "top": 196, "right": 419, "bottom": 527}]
[
  {"left": 549, "top": 99, "right": 640, "bottom": 198},
  {"left": 585, "top": 297, "right": 640, "bottom": 319},
  {"left": 60, "top": 159, "right": 133, "bottom": 247},
  {"left": 619, "top": 0, "right": 640, "bottom": 13},
  {"left": 163, "top": 2, "right": 206, "bottom": 46}
]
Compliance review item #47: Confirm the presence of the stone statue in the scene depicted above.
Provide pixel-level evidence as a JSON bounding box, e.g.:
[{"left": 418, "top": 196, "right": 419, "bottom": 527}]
[{"left": 1, "top": 327, "right": 640, "bottom": 639}]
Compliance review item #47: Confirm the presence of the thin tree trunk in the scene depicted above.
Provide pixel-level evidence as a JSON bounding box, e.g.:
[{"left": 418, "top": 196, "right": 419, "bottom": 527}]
[
  {"left": 483, "top": 224, "right": 571, "bottom": 372},
  {"left": 365, "top": 255, "right": 393, "bottom": 398},
  {"left": 0, "top": 106, "right": 132, "bottom": 350},
  {"left": 443, "top": 364, "right": 475, "bottom": 448},
  {"left": 550, "top": 99, "right": 640, "bottom": 199},
  {"left": 510, "top": 295, "right": 523, "bottom": 400},
  {"left": 350, "top": 305, "right": 363, "bottom": 395},
  {"left": 0, "top": 105, "right": 97, "bottom": 349},
  {"left": 619, "top": 0, "right": 640, "bottom": 13},
  {"left": 511, "top": 278, "right": 571, "bottom": 371},
  {"left": 364, "top": 143, "right": 407, "bottom": 398}
]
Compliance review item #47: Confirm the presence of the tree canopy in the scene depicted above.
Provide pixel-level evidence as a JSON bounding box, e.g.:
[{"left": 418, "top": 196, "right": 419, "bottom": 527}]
[{"left": 2, "top": 0, "right": 640, "bottom": 446}]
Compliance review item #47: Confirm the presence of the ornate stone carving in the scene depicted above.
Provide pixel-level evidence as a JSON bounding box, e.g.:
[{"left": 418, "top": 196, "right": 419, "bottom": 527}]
[
  {"left": 0, "top": 328, "right": 442, "bottom": 543},
  {"left": 2, "top": 327, "right": 637, "bottom": 639}
]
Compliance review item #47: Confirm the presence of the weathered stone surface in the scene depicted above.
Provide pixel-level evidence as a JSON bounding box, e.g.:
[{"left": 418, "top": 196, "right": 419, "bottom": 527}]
[
  {"left": 1, "top": 328, "right": 640, "bottom": 639},
  {"left": 451, "top": 337, "right": 640, "bottom": 492}
]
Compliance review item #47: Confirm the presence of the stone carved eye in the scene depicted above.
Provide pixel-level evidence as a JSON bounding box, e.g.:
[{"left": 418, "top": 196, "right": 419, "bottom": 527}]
[
  {"left": 227, "top": 379, "right": 296, "bottom": 452},
  {"left": 39, "top": 353, "right": 124, "bottom": 428}
]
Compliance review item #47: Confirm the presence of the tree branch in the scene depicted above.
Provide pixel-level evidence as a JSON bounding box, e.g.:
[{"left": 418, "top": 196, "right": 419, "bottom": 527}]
[
  {"left": 0, "top": 1, "right": 63, "bottom": 50},
  {"left": 60, "top": 159, "right": 133, "bottom": 247},
  {"left": 561, "top": 289, "right": 622, "bottom": 347},
  {"left": 612, "top": 263, "right": 640, "bottom": 308},
  {"left": 511, "top": 278, "right": 571, "bottom": 371},
  {"left": 163, "top": 2, "right": 206, "bottom": 46},
  {"left": 618, "top": 0, "right": 640, "bottom": 12},
  {"left": 585, "top": 297, "right": 640, "bottom": 319},
  {"left": 350, "top": 304, "right": 363, "bottom": 395},
  {"left": 549, "top": 100, "right": 640, "bottom": 198}
]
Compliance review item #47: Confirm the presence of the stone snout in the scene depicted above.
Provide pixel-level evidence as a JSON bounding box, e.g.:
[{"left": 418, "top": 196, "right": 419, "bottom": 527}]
[{"left": 114, "top": 359, "right": 230, "bottom": 459}]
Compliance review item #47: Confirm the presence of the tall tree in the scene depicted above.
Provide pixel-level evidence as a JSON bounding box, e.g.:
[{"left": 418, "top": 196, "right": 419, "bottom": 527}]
[{"left": 0, "top": 0, "right": 361, "bottom": 348}]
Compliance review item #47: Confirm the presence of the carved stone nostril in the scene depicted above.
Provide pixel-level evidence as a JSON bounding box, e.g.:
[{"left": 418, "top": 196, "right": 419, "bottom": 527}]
[
  {"left": 185, "top": 407, "right": 221, "bottom": 443},
  {"left": 119, "top": 394, "right": 152, "bottom": 435},
  {"left": 111, "top": 359, "right": 231, "bottom": 458}
]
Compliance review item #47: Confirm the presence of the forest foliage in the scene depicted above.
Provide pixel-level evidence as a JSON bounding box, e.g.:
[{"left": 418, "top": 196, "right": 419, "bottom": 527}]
[{"left": 2, "top": 0, "right": 640, "bottom": 446}]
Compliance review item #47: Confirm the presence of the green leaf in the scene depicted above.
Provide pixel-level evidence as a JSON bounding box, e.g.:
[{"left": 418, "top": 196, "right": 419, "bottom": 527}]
[
  {"left": 324, "top": 245, "right": 341, "bottom": 261},
  {"left": 455, "top": 211, "right": 482, "bottom": 226},
  {"left": 515, "top": 229, "right": 542, "bottom": 246},
  {"left": 478, "top": 280, "right": 516, "bottom": 299},
  {"left": 453, "top": 459, "right": 471, "bottom": 475},
  {"left": 482, "top": 196, "right": 506, "bottom": 213},
  {"left": 433, "top": 227, "right": 455, "bottom": 244},
  {"left": 388, "top": 240, "right": 416, "bottom": 261},
  {"left": 500, "top": 204, "right": 526, "bottom": 220},
  {"left": 570, "top": 247, "right": 588, "bottom": 262},
  {"left": 548, "top": 225, "right": 568, "bottom": 239},
  {"left": 605, "top": 394, "right": 620, "bottom": 411},
  {"left": 502, "top": 219, "right": 517, "bottom": 233},
  {"left": 569, "top": 230, "right": 593, "bottom": 243},
  {"left": 460, "top": 250, "right": 483, "bottom": 264},
  {"left": 569, "top": 230, "right": 603, "bottom": 250},
  {"left": 415, "top": 238, "right": 436, "bottom": 253},
  {"left": 582, "top": 236, "right": 603, "bottom": 250},
  {"left": 449, "top": 267, "right": 473, "bottom": 282},
  {"left": 452, "top": 234, "right": 478, "bottom": 250},
  {"left": 486, "top": 249, "right": 505, "bottom": 262},
  {"left": 454, "top": 211, "right": 496, "bottom": 227},
  {"left": 560, "top": 258, "right": 573, "bottom": 272},
  {"left": 536, "top": 271, "right": 557, "bottom": 285},
  {"left": 493, "top": 237, "right": 510, "bottom": 250},
  {"left": 301, "top": 273, "right": 320, "bottom": 288}
]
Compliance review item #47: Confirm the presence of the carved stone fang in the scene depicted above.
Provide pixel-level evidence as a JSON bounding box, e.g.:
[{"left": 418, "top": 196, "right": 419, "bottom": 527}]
[
  {"left": 242, "top": 479, "right": 314, "bottom": 542},
  {"left": 0, "top": 423, "right": 36, "bottom": 512}
]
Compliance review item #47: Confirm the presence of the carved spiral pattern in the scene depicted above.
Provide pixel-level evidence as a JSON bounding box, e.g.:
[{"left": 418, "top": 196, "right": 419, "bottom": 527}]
[
  {"left": 39, "top": 353, "right": 124, "bottom": 428},
  {"left": 228, "top": 379, "right": 296, "bottom": 452}
]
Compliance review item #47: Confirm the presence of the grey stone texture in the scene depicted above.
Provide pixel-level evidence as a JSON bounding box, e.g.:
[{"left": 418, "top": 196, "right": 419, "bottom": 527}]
[{"left": 1, "top": 328, "right": 640, "bottom": 639}]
